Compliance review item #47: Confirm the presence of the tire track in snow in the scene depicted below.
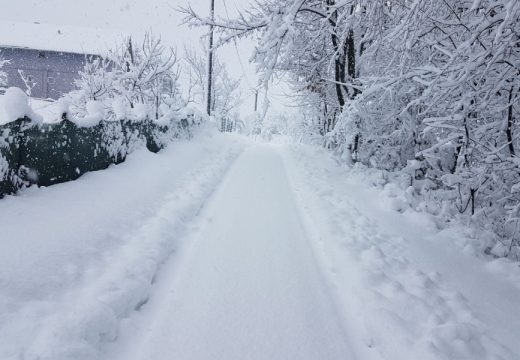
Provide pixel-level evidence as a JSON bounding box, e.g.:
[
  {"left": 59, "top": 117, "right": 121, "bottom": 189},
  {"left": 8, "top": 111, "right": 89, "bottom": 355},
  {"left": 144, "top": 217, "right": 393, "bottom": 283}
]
[{"left": 106, "top": 145, "right": 355, "bottom": 360}]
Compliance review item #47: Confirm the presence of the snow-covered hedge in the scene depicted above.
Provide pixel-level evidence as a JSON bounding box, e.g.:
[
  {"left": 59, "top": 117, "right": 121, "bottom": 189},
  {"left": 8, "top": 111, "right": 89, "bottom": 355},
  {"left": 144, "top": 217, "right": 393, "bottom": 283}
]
[{"left": 0, "top": 108, "right": 203, "bottom": 198}]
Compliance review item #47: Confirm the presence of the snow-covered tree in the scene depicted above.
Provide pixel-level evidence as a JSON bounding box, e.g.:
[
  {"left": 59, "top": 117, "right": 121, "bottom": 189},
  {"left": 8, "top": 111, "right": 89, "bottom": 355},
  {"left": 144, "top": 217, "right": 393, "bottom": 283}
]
[
  {"left": 183, "top": 46, "right": 241, "bottom": 117},
  {"left": 68, "top": 32, "right": 182, "bottom": 121},
  {"left": 110, "top": 33, "right": 181, "bottom": 119},
  {"left": 67, "top": 56, "right": 115, "bottom": 117},
  {"left": 182, "top": 0, "right": 361, "bottom": 122},
  {"left": 183, "top": 0, "right": 520, "bottom": 257}
]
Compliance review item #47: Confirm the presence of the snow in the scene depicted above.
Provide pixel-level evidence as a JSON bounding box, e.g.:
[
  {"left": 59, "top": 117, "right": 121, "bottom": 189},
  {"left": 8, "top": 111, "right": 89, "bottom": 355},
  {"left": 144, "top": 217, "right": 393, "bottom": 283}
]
[
  {"left": 111, "top": 98, "right": 127, "bottom": 121},
  {"left": 129, "top": 103, "right": 150, "bottom": 122},
  {"left": 0, "top": 0, "right": 517, "bottom": 357},
  {"left": 0, "top": 128, "right": 246, "bottom": 360},
  {"left": 0, "top": 92, "right": 60, "bottom": 124},
  {"left": 0, "top": 87, "right": 41, "bottom": 125},
  {"left": 1, "top": 134, "right": 519, "bottom": 360},
  {"left": 105, "top": 145, "right": 353, "bottom": 360},
  {"left": 29, "top": 98, "right": 66, "bottom": 123},
  {"left": 77, "top": 100, "right": 105, "bottom": 127},
  {"left": 280, "top": 143, "right": 520, "bottom": 360}
]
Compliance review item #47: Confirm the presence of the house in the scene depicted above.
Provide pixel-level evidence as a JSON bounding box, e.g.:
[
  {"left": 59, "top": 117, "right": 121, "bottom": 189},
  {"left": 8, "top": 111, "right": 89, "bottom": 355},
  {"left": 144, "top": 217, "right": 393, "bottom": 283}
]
[
  {"left": 0, "top": 21, "right": 121, "bottom": 99},
  {"left": 0, "top": 47, "right": 98, "bottom": 99}
]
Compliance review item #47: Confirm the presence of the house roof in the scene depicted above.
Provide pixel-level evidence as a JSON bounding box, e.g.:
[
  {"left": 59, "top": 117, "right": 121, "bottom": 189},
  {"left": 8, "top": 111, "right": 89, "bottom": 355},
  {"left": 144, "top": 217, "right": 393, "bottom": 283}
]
[{"left": 0, "top": 21, "right": 125, "bottom": 55}]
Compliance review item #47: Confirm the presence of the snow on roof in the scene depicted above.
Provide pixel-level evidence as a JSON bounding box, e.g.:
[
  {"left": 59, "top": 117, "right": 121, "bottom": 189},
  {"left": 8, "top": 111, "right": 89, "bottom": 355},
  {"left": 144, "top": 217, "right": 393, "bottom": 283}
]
[{"left": 0, "top": 21, "right": 125, "bottom": 55}]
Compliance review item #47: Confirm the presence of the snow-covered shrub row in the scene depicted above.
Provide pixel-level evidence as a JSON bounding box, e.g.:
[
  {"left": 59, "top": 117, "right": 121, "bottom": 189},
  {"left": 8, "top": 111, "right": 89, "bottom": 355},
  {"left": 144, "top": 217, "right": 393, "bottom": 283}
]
[
  {"left": 184, "top": 0, "right": 520, "bottom": 258},
  {"left": 0, "top": 102, "right": 204, "bottom": 198}
]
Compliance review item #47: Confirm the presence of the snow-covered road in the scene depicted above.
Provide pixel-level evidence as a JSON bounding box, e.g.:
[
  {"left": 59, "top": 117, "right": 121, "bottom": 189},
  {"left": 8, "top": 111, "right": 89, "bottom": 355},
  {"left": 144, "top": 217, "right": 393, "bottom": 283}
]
[
  {"left": 108, "top": 145, "right": 353, "bottom": 360},
  {"left": 1, "top": 132, "right": 519, "bottom": 360}
]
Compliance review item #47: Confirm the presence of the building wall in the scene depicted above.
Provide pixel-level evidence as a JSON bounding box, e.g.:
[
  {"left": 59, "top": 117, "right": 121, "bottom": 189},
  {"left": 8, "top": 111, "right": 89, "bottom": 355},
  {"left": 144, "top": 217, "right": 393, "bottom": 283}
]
[{"left": 0, "top": 47, "right": 93, "bottom": 99}]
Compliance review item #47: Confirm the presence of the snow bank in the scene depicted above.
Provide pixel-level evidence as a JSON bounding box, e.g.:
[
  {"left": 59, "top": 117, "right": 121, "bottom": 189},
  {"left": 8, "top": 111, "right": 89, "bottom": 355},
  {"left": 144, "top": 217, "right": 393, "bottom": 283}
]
[
  {"left": 31, "top": 98, "right": 68, "bottom": 123},
  {"left": 0, "top": 129, "right": 246, "bottom": 360},
  {"left": 76, "top": 100, "right": 105, "bottom": 127},
  {"left": 281, "top": 144, "right": 519, "bottom": 360},
  {"left": 0, "top": 87, "right": 41, "bottom": 125},
  {"left": 112, "top": 98, "right": 128, "bottom": 121},
  {"left": 129, "top": 103, "right": 150, "bottom": 122}
]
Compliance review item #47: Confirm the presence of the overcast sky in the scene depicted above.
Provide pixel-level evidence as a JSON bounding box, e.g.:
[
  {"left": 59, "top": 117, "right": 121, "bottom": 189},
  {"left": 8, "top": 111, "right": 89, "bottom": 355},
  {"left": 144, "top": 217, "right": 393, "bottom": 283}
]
[{"left": 0, "top": 0, "right": 293, "bottom": 117}]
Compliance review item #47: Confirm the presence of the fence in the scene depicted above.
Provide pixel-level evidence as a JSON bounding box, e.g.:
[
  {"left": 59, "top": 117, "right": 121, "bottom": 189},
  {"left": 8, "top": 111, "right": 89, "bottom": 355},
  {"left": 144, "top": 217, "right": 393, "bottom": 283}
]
[{"left": 0, "top": 114, "right": 199, "bottom": 198}]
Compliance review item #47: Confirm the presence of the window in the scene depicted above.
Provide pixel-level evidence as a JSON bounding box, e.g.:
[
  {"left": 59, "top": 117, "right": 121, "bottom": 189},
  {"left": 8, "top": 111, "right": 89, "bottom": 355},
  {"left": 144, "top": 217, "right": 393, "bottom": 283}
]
[{"left": 47, "top": 77, "right": 55, "bottom": 85}]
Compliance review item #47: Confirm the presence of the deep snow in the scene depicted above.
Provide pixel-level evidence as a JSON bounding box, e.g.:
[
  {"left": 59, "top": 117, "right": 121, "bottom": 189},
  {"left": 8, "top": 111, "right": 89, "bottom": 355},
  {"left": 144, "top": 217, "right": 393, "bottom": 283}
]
[
  {"left": 280, "top": 143, "right": 520, "bottom": 360},
  {"left": 0, "top": 87, "right": 42, "bottom": 125},
  {"left": 1, "top": 134, "right": 519, "bottom": 360},
  {"left": 105, "top": 145, "right": 354, "bottom": 360},
  {"left": 0, "top": 129, "right": 246, "bottom": 359}
]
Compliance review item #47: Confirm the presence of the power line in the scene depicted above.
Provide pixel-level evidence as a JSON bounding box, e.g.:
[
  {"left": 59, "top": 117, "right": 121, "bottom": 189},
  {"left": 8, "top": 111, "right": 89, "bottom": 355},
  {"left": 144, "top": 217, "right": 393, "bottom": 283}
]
[
  {"left": 221, "top": 0, "right": 264, "bottom": 114},
  {"left": 221, "top": 0, "right": 257, "bottom": 92}
]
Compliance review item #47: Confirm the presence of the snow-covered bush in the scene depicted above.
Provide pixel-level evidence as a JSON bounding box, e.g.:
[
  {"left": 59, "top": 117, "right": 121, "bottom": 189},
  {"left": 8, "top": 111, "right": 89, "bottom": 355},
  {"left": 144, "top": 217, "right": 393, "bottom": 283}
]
[
  {"left": 67, "top": 32, "right": 183, "bottom": 123},
  {"left": 66, "top": 56, "right": 115, "bottom": 118},
  {"left": 110, "top": 33, "right": 182, "bottom": 121}
]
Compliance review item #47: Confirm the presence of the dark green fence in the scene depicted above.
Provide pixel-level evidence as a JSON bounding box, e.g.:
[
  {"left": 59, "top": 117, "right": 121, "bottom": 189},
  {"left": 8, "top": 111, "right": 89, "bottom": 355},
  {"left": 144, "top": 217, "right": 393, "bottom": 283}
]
[{"left": 0, "top": 115, "right": 199, "bottom": 198}]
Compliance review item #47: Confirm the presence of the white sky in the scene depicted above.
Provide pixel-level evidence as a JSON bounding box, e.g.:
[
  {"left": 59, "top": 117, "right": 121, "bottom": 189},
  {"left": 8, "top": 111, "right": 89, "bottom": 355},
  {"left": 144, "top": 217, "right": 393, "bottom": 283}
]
[{"left": 0, "top": 0, "right": 294, "bottom": 118}]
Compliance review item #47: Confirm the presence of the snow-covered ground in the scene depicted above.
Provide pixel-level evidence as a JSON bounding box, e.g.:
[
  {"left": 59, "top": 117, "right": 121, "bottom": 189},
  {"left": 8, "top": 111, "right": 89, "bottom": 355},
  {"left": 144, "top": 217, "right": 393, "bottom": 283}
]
[
  {"left": 105, "top": 145, "right": 353, "bottom": 360},
  {"left": 1, "top": 134, "right": 519, "bottom": 360},
  {"left": 0, "top": 128, "right": 246, "bottom": 359},
  {"left": 280, "top": 144, "right": 520, "bottom": 360}
]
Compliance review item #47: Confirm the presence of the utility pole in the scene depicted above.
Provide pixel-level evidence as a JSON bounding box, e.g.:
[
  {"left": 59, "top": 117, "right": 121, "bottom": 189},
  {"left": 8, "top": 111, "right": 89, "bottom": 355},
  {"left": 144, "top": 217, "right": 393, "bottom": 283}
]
[
  {"left": 254, "top": 89, "right": 259, "bottom": 112},
  {"left": 206, "top": 0, "right": 215, "bottom": 116}
]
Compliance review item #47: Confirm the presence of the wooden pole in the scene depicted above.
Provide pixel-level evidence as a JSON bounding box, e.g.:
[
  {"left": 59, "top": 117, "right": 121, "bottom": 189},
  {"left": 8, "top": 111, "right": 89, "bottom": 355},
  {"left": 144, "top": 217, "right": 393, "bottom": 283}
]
[{"left": 206, "top": 0, "right": 215, "bottom": 116}]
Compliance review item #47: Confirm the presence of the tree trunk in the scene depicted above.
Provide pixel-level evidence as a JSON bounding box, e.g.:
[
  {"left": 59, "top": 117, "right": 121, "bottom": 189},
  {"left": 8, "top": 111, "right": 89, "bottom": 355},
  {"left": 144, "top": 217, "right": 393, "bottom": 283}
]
[
  {"left": 507, "top": 86, "right": 515, "bottom": 156},
  {"left": 327, "top": 0, "right": 345, "bottom": 111},
  {"left": 346, "top": 29, "right": 359, "bottom": 99}
]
